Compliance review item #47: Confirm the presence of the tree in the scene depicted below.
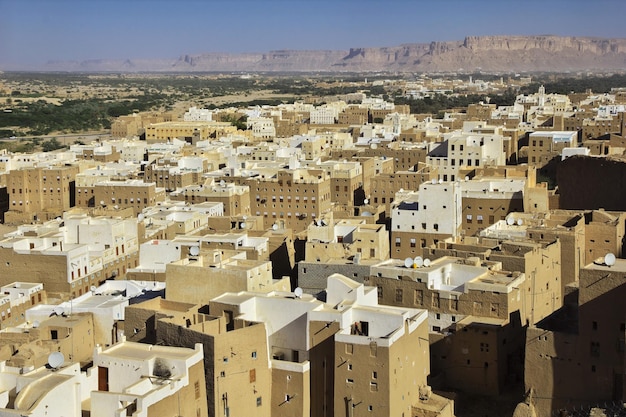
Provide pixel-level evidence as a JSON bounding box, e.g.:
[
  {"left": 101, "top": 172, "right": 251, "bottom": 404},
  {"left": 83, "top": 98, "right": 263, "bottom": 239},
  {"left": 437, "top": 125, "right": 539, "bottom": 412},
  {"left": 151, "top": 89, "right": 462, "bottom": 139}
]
[{"left": 41, "top": 138, "right": 64, "bottom": 152}]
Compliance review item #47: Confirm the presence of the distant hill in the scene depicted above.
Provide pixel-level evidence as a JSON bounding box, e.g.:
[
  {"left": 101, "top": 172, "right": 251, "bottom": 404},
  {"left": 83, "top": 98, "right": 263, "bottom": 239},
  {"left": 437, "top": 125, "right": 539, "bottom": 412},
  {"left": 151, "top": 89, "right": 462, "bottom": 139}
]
[{"left": 33, "top": 35, "right": 626, "bottom": 73}]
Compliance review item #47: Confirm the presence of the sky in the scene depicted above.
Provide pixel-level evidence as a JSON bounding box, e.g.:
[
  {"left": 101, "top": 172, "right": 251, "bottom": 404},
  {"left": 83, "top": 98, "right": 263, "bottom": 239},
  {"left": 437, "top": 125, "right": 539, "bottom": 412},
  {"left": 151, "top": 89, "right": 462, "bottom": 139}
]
[{"left": 1, "top": 0, "right": 625, "bottom": 68}]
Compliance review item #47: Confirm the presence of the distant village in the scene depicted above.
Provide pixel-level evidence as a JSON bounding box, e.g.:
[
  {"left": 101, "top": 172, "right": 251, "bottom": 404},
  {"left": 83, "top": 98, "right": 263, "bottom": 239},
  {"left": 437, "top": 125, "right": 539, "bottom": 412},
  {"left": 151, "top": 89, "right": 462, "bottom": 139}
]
[{"left": 0, "top": 77, "right": 625, "bottom": 417}]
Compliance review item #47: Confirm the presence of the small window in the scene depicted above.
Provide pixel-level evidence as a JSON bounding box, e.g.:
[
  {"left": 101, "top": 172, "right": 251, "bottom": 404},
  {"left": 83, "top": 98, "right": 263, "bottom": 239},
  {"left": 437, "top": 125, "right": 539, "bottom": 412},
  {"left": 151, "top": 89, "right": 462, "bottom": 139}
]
[
  {"left": 256, "top": 397, "right": 262, "bottom": 407},
  {"left": 251, "top": 351, "right": 257, "bottom": 359}
]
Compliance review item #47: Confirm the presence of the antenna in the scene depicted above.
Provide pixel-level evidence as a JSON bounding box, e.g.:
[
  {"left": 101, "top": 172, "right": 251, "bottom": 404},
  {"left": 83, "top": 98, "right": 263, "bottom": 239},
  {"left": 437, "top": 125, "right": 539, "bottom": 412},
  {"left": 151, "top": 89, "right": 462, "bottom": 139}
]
[
  {"left": 506, "top": 217, "right": 514, "bottom": 226},
  {"left": 294, "top": 287, "right": 303, "bottom": 298},
  {"left": 404, "top": 257, "right": 413, "bottom": 268},
  {"left": 423, "top": 258, "right": 431, "bottom": 267},
  {"left": 189, "top": 246, "right": 200, "bottom": 256},
  {"left": 414, "top": 256, "right": 424, "bottom": 267},
  {"left": 604, "top": 253, "right": 616, "bottom": 267},
  {"left": 47, "top": 352, "right": 65, "bottom": 369}
]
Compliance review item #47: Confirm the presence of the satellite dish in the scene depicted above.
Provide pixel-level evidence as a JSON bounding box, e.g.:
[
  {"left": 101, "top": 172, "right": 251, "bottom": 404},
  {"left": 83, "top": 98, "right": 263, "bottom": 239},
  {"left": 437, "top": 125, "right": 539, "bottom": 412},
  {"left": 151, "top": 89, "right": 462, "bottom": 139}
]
[
  {"left": 32, "top": 320, "right": 40, "bottom": 328},
  {"left": 517, "top": 219, "right": 523, "bottom": 226},
  {"left": 189, "top": 246, "right": 200, "bottom": 256},
  {"left": 404, "top": 257, "right": 413, "bottom": 268},
  {"left": 47, "top": 352, "right": 65, "bottom": 369},
  {"left": 219, "top": 180, "right": 226, "bottom": 187},
  {"left": 363, "top": 199, "right": 369, "bottom": 205},
  {"left": 506, "top": 217, "right": 514, "bottom": 226},
  {"left": 431, "top": 179, "right": 437, "bottom": 185},
  {"left": 242, "top": 215, "right": 248, "bottom": 220},
  {"left": 371, "top": 143, "right": 377, "bottom": 149},
  {"left": 464, "top": 176, "right": 469, "bottom": 181},
  {"left": 415, "top": 256, "right": 424, "bottom": 267},
  {"left": 138, "top": 213, "right": 145, "bottom": 221},
  {"left": 113, "top": 205, "right": 119, "bottom": 210},
  {"left": 240, "top": 222, "right": 246, "bottom": 229},
  {"left": 100, "top": 200, "right": 105, "bottom": 206},
  {"left": 423, "top": 258, "right": 431, "bottom": 267},
  {"left": 272, "top": 224, "right": 278, "bottom": 231},
  {"left": 294, "top": 287, "right": 303, "bottom": 298},
  {"left": 604, "top": 253, "right": 616, "bottom": 267},
  {"left": 90, "top": 286, "right": 97, "bottom": 292}
]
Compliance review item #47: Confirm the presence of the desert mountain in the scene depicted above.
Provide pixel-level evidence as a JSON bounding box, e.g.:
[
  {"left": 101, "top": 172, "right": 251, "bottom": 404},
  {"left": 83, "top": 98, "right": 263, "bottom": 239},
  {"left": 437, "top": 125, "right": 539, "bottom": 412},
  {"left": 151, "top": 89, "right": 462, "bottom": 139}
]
[{"left": 38, "top": 35, "right": 626, "bottom": 73}]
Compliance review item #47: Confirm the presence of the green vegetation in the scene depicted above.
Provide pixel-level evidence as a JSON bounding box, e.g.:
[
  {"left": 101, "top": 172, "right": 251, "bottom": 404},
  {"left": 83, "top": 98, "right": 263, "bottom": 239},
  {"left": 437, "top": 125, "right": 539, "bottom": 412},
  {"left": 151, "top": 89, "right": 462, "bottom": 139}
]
[
  {"left": 521, "top": 73, "right": 626, "bottom": 95},
  {"left": 41, "top": 138, "right": 64, "bottom": 152}
]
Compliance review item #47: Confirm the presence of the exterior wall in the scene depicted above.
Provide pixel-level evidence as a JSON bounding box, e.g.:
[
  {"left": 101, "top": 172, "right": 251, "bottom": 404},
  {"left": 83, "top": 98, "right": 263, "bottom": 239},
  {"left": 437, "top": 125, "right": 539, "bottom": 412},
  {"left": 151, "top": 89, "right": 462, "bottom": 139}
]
[
  {"left": 5, "top": 166, "right": 78, "bottom": 224},
  {"left": 528, "top": 131, "right": 577, "bottom": 167},
  {"left": 247, "top": 169, "right": 332, "bottom": 233},
  {"left": 146, "top": 360, "right": 208, "bottom": 417},
  {"left": 271, "top": 362, "right": 311, "bottom": 417},
  {"left": 489, "top": 241, "right": 562, "bottom": 326},
  {"left": 584, "top": 211, "right": 626, "bottom": 264},
  {"left": 165, "top": 258, "right": 273, "bottom": 304},
  {"left": 526, "top": 263, "right": 626, "bottom": 415},
  {"left": 145, "top": 121, "right": 236, "bottom": 143},
  {"left": 429, "top": 319, "right": 520, "bottom": 395},
  {"left": 94, "top": 181, "right": 165, "bottom": 215},
  {"left": 170, "top": 184, "right": 251, "bottom": 217},
  {"left": 157, "top": 316, "right": 270, "bottom": 417},
  {"left": 334, "top": 320, "right": 429, "bottom": 417},
  {"left": 370, "top": 168, "right": 436, "bottom": 215},
  {"left": 298, "top": 263, "right": 371, "bottom": 295},
  {"left": 461, "top": 195, "right": 524, "bottom": 237}
]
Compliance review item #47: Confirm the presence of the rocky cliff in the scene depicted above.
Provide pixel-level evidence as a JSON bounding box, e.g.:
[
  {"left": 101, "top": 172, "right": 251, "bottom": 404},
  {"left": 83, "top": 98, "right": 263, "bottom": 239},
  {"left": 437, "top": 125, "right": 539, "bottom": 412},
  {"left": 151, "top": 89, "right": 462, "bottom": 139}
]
[{"left": 39, "top": 35, "right": 626, "bottom": 72}]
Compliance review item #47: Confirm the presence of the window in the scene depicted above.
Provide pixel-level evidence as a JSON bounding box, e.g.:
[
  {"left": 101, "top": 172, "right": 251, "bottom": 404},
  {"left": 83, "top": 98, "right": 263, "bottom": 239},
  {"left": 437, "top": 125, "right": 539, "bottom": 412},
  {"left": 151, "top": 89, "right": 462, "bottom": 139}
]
[
  {"left": 372, "top": 371, "right": 377, "bottom": 379},
  {"left": 370, "top": 381, "right": 378, "bottom": 391},
  {"left": 256, "top": 397, "right": 262, "bottom": 407},
  {"left": 395, "top": 288, "right": 403, "bottom": 302},
  {"left": 377, "top": 286, "right": 383, "bottom": 298},
  {"left": 414, "top": 290, "right": 423, "bottom": 305},
  {"left": 195, "top": 381, "right": 201, "bottom": 399},
  {"left": 410, "top": 238, "right": 416, "bottom": 248},
  {"left": 432, "top": 293, "right": 440, "bottom": 308},
  {"left": 251, "top": 351, "right": 257, "bottom": 359},
  {"left": 347, "top": 378, "right": 354, "bottom": 384},
  {"left": 592, "top": 321, "right": 598, "bottom": 330}
]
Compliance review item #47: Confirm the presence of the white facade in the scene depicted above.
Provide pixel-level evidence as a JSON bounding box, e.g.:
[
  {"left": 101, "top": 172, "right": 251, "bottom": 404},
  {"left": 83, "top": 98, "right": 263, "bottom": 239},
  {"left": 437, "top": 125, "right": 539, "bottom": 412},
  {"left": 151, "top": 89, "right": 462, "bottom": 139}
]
[
  {"left": 393, "top": 181, "right": 462, "bottom": 237},
  {"left": 310, "top": 106, "right": 338, "bottom": 124},
  {"left": 427, "top": 132, "right": 506, "bottom": 182},
  {"left": 246, "top": 117, "right": 276, "bottom": 139},
  {"left": 183, "top": 106, "right": 213, "bottom": 122}
]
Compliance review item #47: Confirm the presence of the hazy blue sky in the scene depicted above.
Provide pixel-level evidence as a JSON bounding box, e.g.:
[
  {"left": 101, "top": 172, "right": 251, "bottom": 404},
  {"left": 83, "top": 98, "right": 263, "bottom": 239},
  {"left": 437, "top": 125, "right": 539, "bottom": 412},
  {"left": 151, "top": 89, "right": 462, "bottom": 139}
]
[{"left": 1, "top": 0, "right": 625, "bottom": 67}]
